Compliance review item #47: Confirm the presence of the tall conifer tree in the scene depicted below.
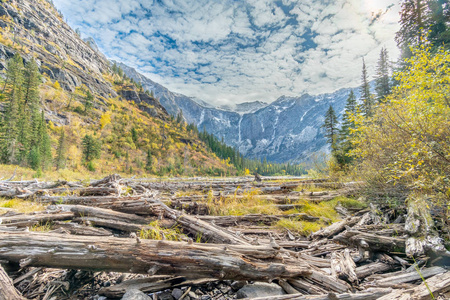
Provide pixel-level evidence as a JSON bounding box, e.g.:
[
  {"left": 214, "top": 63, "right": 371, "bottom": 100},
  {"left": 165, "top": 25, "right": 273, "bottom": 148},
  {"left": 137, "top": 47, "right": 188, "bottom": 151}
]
[
  {"left": 360, "top": 58, "right": 373, "bottom": 117},
  {"left": 375, "top": 48, "right": 391, "bottom": 102},
  {"left": 322, "top": 105, "right": 339, "bottom": 153}
]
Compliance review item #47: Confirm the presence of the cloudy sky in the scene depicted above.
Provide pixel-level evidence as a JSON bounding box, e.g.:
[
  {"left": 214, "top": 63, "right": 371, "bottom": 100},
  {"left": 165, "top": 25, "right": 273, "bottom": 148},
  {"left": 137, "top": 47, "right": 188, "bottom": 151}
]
[{"left": 53, "top": 0, "right": 400, "bottom": 106}]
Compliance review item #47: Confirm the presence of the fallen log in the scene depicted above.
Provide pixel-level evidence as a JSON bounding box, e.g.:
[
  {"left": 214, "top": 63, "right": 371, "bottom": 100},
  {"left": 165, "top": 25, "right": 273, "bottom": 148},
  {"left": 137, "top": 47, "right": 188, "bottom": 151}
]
[
  {"left": 331, "top": 249, "right": 357, "bottom": 283},
  {"left": 53, "top": 205, "right": 150, "bottom": 225},
  {"left": 247, "top": 287, "right": 392, "bottom": 300},
  {"left": 378, "top": 271, "right": 450, "bottom": 300},
  {"left": 198, "top": 213, "right": 319, "bottom": 226},
  {"left": 0, "top": 265, "right": 25, "bottom": 300},
  {"left": 99, "top": 276, "right": 214, "bottom": 298},
  {"left": 51, "top": 221, "right": 113, "bottom": 236},
  {"left": 354, "top": 262, "right": 394, "bottom": 280},
  {"left": 0, "top": 231, "right": 311, "bottom": 281},
  {"left": 147, "top": 198, "right": 250, "bottom": 245},
  {"left": 333, "top": 230, "right": 406, "bottom": 253},
  {"left": 0, "top": 211, "right": 74, "bottom": 227},
  {"left": 364, "top": 266, "right": 446, "bottom": 288},
  {"left": 311, "top": 217, "right": 360, "bottom": 239},
  {"left": 41, "top": 197, "right": 163, "bottom": 216}
]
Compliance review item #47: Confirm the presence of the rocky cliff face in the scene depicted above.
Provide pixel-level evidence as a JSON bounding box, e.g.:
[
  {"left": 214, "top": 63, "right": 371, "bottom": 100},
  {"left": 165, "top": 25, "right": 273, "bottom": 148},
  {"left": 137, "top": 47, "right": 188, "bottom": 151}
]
[
  {"left": 117, "top": 62, "right": 357, "bottom": 163},
  {"left": 0, "top": 0, "right": 115, "bottom": 98}
]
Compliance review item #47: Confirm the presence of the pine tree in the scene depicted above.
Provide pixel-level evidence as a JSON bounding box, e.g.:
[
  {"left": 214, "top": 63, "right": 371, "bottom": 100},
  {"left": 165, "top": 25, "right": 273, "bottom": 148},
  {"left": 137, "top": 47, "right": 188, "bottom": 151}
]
[
  {"left": 38, "top": 111, "right": 52, "bottom": 170},
  {"left": 336, "top": 91, "right": 358, "bottom": 166},
  {"left": 146, "top": 149, "right": 152, "bottom": 171},
  {"left": 0, "top": 53, "right": 24, "bottom": 164},
  {"left": 55, "top": 128, "right": 67, "bottom": 170},
  {"left": 84, "top": 89, "right": 94, "bottom": 112},
  {"left": 24, "top": 59, "right": 42, "bottom": 163},
  {"left": 375, "top": 48, "right": 391, "bottom": 102},
  {"left": 360, "top": 58, "right": 373, "bottom": 117},
  {"left": 322, "top": 105, "right": 339, "bottom": 153},
  {"left": 396, "top": 0, "right": 430, "bottom": 61},
  {"left": 82, "top": 134, "right": 101, "bottom": 162},
  {"left": 428, "top": 0, "right": 450, "bottom": 48}
]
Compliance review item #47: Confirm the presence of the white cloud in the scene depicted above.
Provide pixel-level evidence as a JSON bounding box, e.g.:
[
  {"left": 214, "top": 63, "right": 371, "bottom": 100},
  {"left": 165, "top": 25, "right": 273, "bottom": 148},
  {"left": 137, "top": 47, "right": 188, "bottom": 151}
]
[{"left": 52, "top": 0, "right": 401, "bottom": 106}]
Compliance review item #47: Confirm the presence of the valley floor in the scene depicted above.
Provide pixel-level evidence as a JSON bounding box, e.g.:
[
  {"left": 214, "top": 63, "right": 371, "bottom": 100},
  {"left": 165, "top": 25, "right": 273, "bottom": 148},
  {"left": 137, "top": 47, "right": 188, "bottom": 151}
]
[{"left": 0, "top": 175, "right": 449, "bottom": 299}]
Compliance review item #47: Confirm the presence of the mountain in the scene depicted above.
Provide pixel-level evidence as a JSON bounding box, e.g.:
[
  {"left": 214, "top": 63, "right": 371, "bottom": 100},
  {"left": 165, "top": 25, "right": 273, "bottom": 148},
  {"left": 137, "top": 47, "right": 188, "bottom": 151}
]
[
  {"left": 116, "top": 62, "right": 356, "bottom": 163},
  {"left": 220, "top": 101, "right": 268, "bottom": 114},
  {"left": 0, "top": 0, "right": 236, "bottom": 176}
]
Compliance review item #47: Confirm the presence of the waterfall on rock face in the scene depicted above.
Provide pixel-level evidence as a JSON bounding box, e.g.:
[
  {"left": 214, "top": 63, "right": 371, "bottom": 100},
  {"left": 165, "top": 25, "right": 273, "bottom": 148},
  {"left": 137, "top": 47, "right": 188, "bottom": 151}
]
[{"left": 238, "top": 116, "right": 243, "bottom": 144}]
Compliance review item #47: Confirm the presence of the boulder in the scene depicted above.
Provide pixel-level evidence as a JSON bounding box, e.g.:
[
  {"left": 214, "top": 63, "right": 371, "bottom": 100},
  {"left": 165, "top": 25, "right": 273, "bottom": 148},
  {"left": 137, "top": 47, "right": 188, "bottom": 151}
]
[
  {"left": 236, "top": 282, "right": 285, "bottom": 299},
  {"left": 121, "top": 289, "right": 151, "bottom": 300}
]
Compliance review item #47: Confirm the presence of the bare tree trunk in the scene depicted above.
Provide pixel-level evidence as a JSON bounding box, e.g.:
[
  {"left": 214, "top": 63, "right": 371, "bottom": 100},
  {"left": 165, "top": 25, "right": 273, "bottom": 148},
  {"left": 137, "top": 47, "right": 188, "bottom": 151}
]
[
  {"left": 0, "top": 265, "right": 25, "bottom": 300},
  {"left": 0, "top": 231, "right": 311, "bottom": 281}
]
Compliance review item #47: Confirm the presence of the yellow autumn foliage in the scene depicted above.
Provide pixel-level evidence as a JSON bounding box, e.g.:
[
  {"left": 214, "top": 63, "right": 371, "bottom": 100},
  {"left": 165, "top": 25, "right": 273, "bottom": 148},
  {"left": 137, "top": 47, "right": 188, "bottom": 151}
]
[{"left": 351, "top": 45, "right": 450, "bottom": 203}]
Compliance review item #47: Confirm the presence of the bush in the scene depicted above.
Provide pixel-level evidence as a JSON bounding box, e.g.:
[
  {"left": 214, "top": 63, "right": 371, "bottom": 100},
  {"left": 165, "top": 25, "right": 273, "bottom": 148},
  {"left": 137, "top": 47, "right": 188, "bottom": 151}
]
[{"left": 351, "top": 45, "right": 450, "bottom": 205}]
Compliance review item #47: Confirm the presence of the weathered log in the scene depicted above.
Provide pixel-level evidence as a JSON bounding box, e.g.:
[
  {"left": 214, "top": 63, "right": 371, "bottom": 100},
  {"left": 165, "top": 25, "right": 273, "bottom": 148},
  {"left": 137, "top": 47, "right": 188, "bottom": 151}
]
[
  {"left": 99, "top": 276, "right": 215, "bottom": 298},
  {"left": 288, "top": 278, "right": 327, "bottom": 295},
  {"left": 278, "top": 279, "right": 301, "bottom": 294},
  {"left": 377, "top": 271, "right": 450, "bottom": 300},
  {"left": 90, "top": 174, "right": 122, "bottom": 187},
  {"left": 0, "top": 231, "right": 311, "bottom": 281},
  {"left": 0, "top": 265, "right": 25, "bottom": 300},
  {"left": 0, "top": 211, "right": 74, "bottom": 227},
  {"left": 355, "top": 262, "right": 394, "bottom": 279},
  {"left": 308, "top": 271, "right": 350, "bottom": 293},
  {"left": 53, "top": 205, "right": 150, "bottom": 224},
  {"left": 311, "top": 217, "right": 360, "bottom": 240},
  {"left": 51, "top": 221, "right": 113, "bottom": 236},
  {"left": 79, "top": 187, "right": 118, "bottom": 196},
  {"left": 247, "top": 288, "right": 392, "bottom": 300},
  {"left": 147, "top": 198, "right": 250, "bottom": 245},
  {"left": 41, "top": 197, "right": 163, "bottom": 216},
  {"left": 333, "top": 230, "right": 406, "bottom": 252},
  {"left": 330, "top": 249, "right": 357, "bottom": 283},
  {"left": 197, "top": 213, "right": 319, "bottom": 226},
  {"left": 364, "top": 266, "right": 446, "bottom": 288}
]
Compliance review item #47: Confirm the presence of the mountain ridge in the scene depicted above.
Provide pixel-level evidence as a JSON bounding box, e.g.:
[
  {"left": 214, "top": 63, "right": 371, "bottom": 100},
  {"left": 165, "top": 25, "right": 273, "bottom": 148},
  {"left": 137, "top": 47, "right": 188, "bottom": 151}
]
[{"left": 113, "top": 60, "right": 359, "bottom": 163}]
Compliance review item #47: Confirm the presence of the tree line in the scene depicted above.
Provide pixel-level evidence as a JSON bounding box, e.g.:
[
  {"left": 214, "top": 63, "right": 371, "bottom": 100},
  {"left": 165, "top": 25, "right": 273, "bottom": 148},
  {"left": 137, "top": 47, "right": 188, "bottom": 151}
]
[{"left": 322, "top": 0, "right": 450, "bottom": 206}]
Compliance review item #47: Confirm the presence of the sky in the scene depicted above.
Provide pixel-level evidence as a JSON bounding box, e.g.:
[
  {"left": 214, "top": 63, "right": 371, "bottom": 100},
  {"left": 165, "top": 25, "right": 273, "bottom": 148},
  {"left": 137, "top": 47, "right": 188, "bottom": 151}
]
[{"left": 53, "top": 0, "right": 401, "bottom": 106}]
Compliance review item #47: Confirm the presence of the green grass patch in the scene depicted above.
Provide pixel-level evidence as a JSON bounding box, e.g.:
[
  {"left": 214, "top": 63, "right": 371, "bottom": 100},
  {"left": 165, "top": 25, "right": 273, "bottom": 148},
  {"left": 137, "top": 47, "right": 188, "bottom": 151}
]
[
  {"left": 0, "top": 198, "right": 46, "bottom": 214},
  {"left": 275, "top": 219, "right": 322, "bottom": 236},
  {"left": 139, "top": 221, "right": 185, "bottom": 241}
]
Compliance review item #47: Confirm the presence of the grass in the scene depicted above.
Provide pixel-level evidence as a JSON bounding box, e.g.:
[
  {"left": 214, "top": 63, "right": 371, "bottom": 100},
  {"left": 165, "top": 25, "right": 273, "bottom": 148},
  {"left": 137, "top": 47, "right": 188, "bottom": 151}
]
[
  {"left": 30, "top": 221, "right": 52, "bottom": 232},
  {"left": 275, "top": 219, "right": 322, "bottom": 235},
  {"left": 294, "top": 183, "right": 328, "bottom": 193},
  {"left": 139, "top": 221, "right": 185, "bottom": 241},
  {"left": 207, "top": 188, "right": 281, "bottom": 216},
  {"left": 0, "top": 198, "right": 46, "bottom": 214}
]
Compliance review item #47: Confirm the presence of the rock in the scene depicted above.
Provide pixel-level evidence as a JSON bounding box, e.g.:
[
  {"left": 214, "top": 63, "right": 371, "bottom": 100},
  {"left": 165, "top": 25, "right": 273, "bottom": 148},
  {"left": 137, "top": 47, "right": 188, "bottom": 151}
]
[
  {"left": 158, "top": 291, "right": 175, "bottom": 300},
  {"left": 236, "top": 282, "right": 285, "bottom": 299},
  {"left": 231, "top": 281, "right": 246, "bottom": 291},
  {"left": 200, "top": 296, "right": 211, "bottom": 300},
  {"left": 122, "top": 289, "right": 151, "bottom": 300},
  {"left": 171, "top": 288, "right": 183, "bottom": 299},
  {"left": 188, "top": 291, "right": 198, "bottom": 299}
]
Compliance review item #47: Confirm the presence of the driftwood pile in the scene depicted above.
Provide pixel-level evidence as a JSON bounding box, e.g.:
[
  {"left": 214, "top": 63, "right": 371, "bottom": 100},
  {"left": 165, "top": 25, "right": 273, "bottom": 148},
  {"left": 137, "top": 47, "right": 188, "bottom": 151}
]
[{"left": 0, "top": 174, "right": 449, "bottom": 299}]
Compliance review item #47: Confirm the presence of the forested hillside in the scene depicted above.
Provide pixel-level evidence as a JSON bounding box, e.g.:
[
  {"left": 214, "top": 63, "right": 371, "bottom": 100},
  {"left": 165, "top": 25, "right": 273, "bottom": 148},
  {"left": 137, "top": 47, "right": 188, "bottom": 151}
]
[{"left": 0, "top": 0, "right": 238, "bottom": 178}]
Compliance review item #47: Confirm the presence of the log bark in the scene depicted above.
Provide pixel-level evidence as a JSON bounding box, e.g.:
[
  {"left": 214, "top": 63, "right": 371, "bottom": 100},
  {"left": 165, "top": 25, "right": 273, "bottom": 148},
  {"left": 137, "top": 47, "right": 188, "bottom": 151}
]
[
  {"left": 355, "top": 262, "right": 394, "bottom": 279},
  {"left": 364, "top": 266, "right": 446, "bottom": 288},
  {"left": 0, "top": 265, "right": 25, "bottom": 300},
  {"left": 311, "top": 217, "right": 360, "bottom": 239},
  {"left": 0, "top": 231, "right": 311, "bottom": 281},
  {"left": 53, "top": 205, "right": 150, "bottom": 225},
  {"left": 330, "top": 249, "right": 357, "bottom": 283},
  {"left": 99, "top": 276, "right": 215, "bottom": 298},
  {"left": 0, "top": 211, "right": 74, "bottom": 227},
  {"left": 333, "top": 230, "right": 406, "bottom": 253},
  {"left": 377, "top": 271, "right": 450, "bottom": 300},
  {"left": 147, "top": 198, "right": 250, "bottom": 245},
  {"left": 249, "top": 288, "right": 392, "bottom": 299}
]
